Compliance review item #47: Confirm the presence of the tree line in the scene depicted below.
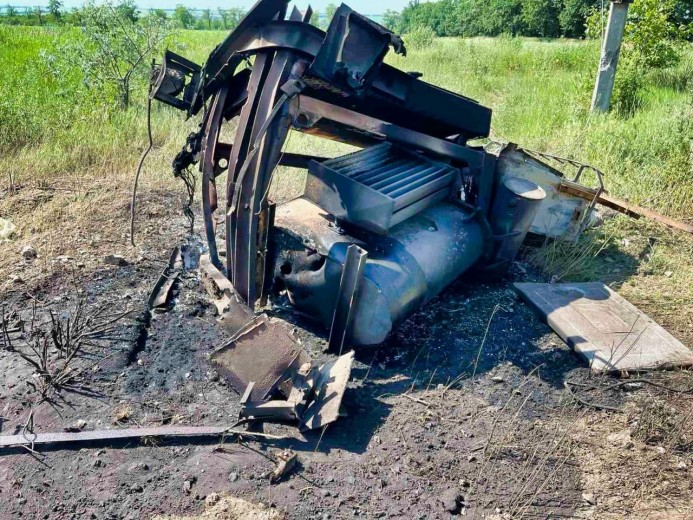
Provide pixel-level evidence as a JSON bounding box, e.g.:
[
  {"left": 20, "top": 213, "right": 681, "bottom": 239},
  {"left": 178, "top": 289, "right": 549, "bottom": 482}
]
[
  {"left": 0, "top": 1, "right": 344, "bottom": 30},
  {"left": 382, "top": 0, "right": 693, "bottom": 39},
  {"left": 0, "top": 1, "right": 246, "bottom": 29}
]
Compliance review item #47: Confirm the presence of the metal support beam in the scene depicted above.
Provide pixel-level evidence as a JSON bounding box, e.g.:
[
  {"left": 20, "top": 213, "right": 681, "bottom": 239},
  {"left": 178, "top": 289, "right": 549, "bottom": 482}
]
[
  {"left": 591, "top": 0, "right": 633, "bottom": 113},
  {"left": 328, "top": 245, "right": 368, "bottom": 355}
]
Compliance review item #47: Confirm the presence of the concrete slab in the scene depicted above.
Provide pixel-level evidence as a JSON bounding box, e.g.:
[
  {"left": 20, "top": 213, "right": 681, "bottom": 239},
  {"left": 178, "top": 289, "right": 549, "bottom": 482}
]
[{"left": 515, "top": 282, "right": 693, "bottom": 373}]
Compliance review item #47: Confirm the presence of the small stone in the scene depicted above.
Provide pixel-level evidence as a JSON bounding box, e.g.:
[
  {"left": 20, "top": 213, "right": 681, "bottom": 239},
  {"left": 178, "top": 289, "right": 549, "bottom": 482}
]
[
  {"left": 93, "top": 459, "right": 104, "bottom": 468},
  {"left": 137, "top": 359, "right": 144, "bottom": 366},
  {"left": 21, "top": 245, "right": 37, "bottom": 261},
  {"left": 130, "top": 484, "right": 143, "bottom": 493},
  {"left": 182, "top": 480, "right": 193, "bottom": 494},
  {"left": 467, "top": 455, "right": 477, "bottom": 463},
  {"left": 491, "top": 376, "right": 505, "bottom": 383},
  {"left": 440, "top": 488, "right": 462, "bottom": 514},
  {"left": 664, "top": 271, "right": 673, "bottom": 278},
  {"left": 582, "top": 493, "right": 596, "bottom": 505},
  {"left": 228, "top": 472, "right": 239, "bottom": 483},
  {"left": 607, "top": 431, "right": 633, "bottom": 449},
  {"left": 205, "top": 492, "right": 220, "bottom": 506},
  {"left": 676, "top": 461, "right": 687, "bottom": 470},
  {"left": 104, "top": 254, "right": 129, "bottom": 267},
  {"left": 10, "top": 274, "right": 24, "bottom": 284},
  {"left": 622, "top": 382, "right": 644, "bottom": 391}
]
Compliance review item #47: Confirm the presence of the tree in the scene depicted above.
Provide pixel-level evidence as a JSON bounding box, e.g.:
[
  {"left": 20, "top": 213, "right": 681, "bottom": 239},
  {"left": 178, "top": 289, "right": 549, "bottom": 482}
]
[
  {"left": 217, "top": 7, "right": 229, "bottom": 29},
  {"left": 34, "top": 6, "right": 43, "bottom": 25},
  {"left": 173, "top": 4, "right": 195, "bottom": 29},
  {"left": 521, "top": 0, "right": 561, "bottom": 37},
  {"left": 48, "top": 0, "right": 62, "bottom": 22},
  {"left": 382, "top": 9, "right": 402, "bottom": 32},
  {"left": 559, "top": 0, "right": 597, "bottom": 38},
  {"left": 4, "top": 4, "right": 17, "bottom": 22},
  {"left": 48, "top": 0, "right": 174, "bottom": 108},
  {"left": 116, "top": 0, "right": 138, "bottom": 22},
  {"left": 322, "top": 3, "right": 337, "bottom": 28},
  {"left": 150, "top": 8, "right": 168, "bottom": 21}
]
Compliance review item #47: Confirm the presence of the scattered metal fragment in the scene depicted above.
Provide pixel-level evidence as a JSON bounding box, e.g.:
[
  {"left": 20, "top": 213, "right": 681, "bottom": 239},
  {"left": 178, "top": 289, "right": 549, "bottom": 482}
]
[
  {"left": 270, "top": 449, "right": 297, "bottom": 483},
  {"left": 148, "top": 247, "right": 183, "bottom": 308},
  {"left": 210, "top": 314, "right": 307, "bottom": 401},
  {"left": 301, "top": 351, "right": 355, "bottom": 431},
  {"left": 240, "top": 400, "right": 298, "bottom": 422},
  {"left": 515, "top": 282, "right": 693, "bottom": 373},
  {"left": 200, "top": 254, "right": 255, "bottom": 336},
  {"left": 0, "top": 426, "right": 285, "bottom": 451}
]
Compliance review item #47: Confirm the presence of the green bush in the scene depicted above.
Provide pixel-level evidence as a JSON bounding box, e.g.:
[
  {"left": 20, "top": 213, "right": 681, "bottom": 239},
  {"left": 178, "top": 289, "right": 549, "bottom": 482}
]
[{"left": 405, "top": 25, "right": 436, "bottom": 50}]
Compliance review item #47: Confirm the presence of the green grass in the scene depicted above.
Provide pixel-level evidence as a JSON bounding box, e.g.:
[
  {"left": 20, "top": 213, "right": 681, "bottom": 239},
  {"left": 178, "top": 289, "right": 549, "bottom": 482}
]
[
  {"left": 1, "top": 27, "right": 692, "bottom": 343},
  {"left": 1, "top": 27, "right": 691, "bottom": 215}
]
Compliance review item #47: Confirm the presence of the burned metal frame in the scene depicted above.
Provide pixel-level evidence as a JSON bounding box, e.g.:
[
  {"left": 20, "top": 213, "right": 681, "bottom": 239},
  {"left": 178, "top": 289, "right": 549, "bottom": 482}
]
[{"left": 153, "top": 0, "right": 500, "bottom": 316}]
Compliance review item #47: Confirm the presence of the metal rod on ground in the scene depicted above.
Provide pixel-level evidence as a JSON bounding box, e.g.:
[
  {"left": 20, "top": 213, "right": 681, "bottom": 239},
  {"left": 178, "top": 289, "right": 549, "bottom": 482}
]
[
  {"left": 591, "top": 0, "right": 633, "bottom": 113},
  {"left": 0, "top": 426, "right": 285, "bottom": 451}
]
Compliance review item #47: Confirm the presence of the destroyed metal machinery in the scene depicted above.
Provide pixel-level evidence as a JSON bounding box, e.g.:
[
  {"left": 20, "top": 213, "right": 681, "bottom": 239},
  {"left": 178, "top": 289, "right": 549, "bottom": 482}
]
[{"left": 151, "top": 0, "right": 547, "bottom": 352}]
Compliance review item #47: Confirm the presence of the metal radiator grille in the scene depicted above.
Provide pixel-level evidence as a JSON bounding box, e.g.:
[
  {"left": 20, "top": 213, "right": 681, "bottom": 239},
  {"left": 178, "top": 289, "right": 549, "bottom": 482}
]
[{"left": 305, "top": 143, "right": 459, "bottom": 234}]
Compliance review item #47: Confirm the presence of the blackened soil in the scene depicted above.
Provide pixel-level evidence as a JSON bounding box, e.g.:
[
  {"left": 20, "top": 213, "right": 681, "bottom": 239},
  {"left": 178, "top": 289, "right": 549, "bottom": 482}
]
[{"left": 0, "top": 223, "right": 594, "bottom": 519}]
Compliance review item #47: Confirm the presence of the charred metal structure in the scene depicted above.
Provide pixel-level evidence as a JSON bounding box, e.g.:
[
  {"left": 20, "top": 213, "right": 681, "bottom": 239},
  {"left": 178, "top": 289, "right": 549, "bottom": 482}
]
[{"left": 151, "top": 0, "right": 546, "bottom": 351}]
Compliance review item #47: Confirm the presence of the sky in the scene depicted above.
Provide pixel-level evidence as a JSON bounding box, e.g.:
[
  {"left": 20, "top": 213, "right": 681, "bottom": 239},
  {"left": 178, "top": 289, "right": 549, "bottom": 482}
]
[{"left": 8, "top": 0, "right": 410, "bottom": 14}]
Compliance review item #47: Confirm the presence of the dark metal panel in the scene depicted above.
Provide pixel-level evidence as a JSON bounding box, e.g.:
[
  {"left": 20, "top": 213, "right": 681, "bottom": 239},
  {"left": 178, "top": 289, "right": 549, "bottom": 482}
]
[
  {"left": 328, "top": 245, "right": 368, "bottom": 355},
  {"left": 305, "top": 159, "right": 395, "bottom": 235},
  {"left": 390, "top": 188, "right": 449, "bottom": 227},
  {"left": 226, "top": 52, "right": 274, "bottom": 283},
  {"left": 230, "top": 50, "right": 298, "bottom": 305},
  {"left": 210, "top": 316, "right": 304, "bottom": 400}
]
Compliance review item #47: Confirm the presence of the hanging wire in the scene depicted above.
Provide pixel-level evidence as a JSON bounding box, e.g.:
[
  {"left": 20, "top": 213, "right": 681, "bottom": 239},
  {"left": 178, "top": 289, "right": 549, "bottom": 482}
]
[{"left": 130, "top": 94, "right": 154, "bottom": 247}]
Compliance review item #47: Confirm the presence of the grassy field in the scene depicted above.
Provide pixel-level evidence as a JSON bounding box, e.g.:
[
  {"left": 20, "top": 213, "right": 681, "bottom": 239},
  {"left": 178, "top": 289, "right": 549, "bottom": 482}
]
[{"left": 1, "top": 26, "right": 692, "bottom": 343}]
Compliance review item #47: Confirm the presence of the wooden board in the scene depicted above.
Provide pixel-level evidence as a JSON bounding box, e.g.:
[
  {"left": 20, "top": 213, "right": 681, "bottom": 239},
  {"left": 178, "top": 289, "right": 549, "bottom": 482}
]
[{"left": 515, "top": 282, "right": 693, "bottom": 373}]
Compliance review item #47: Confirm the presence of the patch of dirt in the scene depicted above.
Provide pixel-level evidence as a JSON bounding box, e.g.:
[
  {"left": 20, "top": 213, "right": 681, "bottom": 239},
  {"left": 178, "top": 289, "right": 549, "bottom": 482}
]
[
  {"left": 154, "top": 494, "right": 282, "bottom": 520},
  {"left": 0, "top": 189, "right": 691, "bottom": 520}
]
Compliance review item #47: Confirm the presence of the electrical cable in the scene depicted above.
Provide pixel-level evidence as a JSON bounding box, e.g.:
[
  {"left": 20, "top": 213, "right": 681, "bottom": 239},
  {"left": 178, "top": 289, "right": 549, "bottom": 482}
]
[{"left": 130, "top": 95, "right": 154, "bottom": 247}]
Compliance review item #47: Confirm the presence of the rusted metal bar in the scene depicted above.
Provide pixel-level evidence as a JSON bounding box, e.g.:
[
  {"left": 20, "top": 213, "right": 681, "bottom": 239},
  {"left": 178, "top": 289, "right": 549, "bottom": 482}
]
[
  {"left": 0, "top": 426, "right": 284, "bottom": 450},
  {"left": 201, "top": 86, "right": 229, "bottom": 268},
  {"left": 559, "top": 181, "right": 693, "bottom": 235},
  {"left": 295, "top": 96, "right": 485, "bottom": 169},
  {"left": 226, "top": 52, "right": 274, "bottom": 287},
  {"left": 230, "top": 51, "right": 299, "bottom": 306}
]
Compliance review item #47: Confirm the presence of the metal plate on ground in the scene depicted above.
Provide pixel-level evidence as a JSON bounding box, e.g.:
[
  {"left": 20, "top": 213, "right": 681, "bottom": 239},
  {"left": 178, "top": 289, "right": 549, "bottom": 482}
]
[
  {"left": 211, "top": 316, "right": 306, "bottom": 401},
  {"left": 515, "top": 282, "right": 693, "bottom": 373},
  {"left": 301, "top": 351, "right": 354, "bottom": 431}
]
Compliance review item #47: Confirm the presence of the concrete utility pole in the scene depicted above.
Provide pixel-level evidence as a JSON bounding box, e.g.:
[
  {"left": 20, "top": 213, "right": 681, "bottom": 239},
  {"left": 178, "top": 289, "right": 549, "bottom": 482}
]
[{"left": 591, "top": 0, "right": 633, "bottom": 113}]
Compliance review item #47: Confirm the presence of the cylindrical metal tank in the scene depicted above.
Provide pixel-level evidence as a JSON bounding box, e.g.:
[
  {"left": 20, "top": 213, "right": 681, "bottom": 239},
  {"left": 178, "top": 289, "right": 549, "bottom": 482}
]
[
  {"left": 488, "top": 176, "right": 546, "bottom": 272},
  {"left": 273, "top": 197, "right": 488, "bottom": 345}
]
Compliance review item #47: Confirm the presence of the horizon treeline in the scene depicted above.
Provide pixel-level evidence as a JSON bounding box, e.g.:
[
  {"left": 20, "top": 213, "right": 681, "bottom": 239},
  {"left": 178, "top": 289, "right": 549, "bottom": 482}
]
[
  {"left": 383, "top": 0, "right": 692, "bottom": 39},
  {"left": 0, "top": 0, "right": 343, "bottom": 29}
]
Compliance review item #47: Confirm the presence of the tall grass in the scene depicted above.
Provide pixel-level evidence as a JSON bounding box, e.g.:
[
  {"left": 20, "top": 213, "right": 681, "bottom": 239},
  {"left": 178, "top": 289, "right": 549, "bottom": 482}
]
[
  {"left": 2, "top": 27, "right": 689, "bottom": 216},
  {"left": 1, "top": 26, "right": 691, "bottom": 345}
]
